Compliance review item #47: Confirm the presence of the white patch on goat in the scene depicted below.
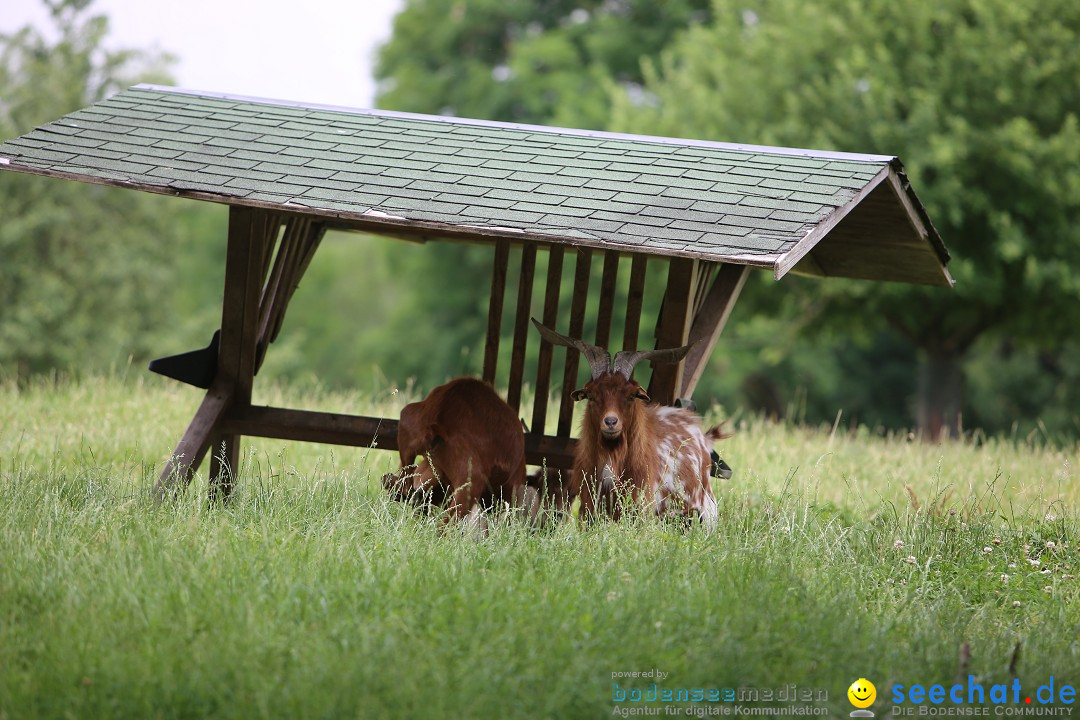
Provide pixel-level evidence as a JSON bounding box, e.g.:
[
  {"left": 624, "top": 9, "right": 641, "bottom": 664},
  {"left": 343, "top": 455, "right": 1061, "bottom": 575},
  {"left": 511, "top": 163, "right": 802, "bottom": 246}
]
[
  {"left": 655, "top": 405, "right": 682, "bottom": 421},
  {"left": 464, "top": 503, "right": 489, "bottom": 538},
  {"left": 697, "top": 493, "right": 718, "bottom": 530},
  {"left": 601, "top": 464, "right": 618, "bottom": 494}
]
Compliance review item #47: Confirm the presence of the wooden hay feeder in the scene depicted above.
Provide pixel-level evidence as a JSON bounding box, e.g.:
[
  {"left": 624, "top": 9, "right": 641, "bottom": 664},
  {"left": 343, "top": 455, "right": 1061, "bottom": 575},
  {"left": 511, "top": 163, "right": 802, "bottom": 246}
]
[{"left": 0, "top": 85, "right": 952, "bottom": 500}]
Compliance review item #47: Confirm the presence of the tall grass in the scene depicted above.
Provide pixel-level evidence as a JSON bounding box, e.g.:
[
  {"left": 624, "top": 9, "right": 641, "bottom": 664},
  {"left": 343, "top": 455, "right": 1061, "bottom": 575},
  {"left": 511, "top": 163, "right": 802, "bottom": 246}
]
[{"left": 1, "top": 375, "right": 1077, "bottom": 718}]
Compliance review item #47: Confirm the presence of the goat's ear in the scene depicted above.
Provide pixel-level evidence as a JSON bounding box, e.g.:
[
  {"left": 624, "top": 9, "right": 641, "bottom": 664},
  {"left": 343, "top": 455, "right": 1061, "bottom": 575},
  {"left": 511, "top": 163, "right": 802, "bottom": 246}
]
[
  {"left": 571, "top": 388, "right": 588, "bottom": 402},
  {"left": 634, "top": 388, "right": 651, "bottom": 402}
]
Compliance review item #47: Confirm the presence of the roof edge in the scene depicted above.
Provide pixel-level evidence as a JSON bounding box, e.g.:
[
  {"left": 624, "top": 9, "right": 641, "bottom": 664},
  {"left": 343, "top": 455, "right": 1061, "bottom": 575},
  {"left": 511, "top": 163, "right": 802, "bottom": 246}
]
[
  {"left": 772, "top": 165, "right": 892, "bottom": 281},
  {"left": 133, "top": 84, "right": 897, "bottom": 164},
  {"left": 0, "top": 156, "right": 784, "bottom": 269}
]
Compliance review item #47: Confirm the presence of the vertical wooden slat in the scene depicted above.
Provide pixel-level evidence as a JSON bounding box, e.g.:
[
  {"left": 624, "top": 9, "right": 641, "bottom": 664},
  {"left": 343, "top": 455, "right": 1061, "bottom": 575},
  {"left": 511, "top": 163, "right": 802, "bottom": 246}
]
[
  {"left": 254, "top": 217, "right": 302, "bottom": 370},
  {"left": 648, "top": 257, "right": 698, "bottom": 405},
  {"left": 506, "top": 243, "right": 537, "bottom": 412},
  {"left": 594, "top": 251, "right": 620, "bottom": 350},
  {"left": 267, "top": 223, "right": 325, "bottom": 344},
  {"left": 557, "top": 248, "right": 592, "bottom": 437},
  {"left": 483, "top": 240, "right": 510, "bottom": 384},
  {"left": 693, "top": 262, "right": 714, "bottom": 315},
  {"left": 679, "top": 264, "right": 750, "bottom": 399},
  {"left": 531, "top": 246, "right": 564, "bottom": 434},
  {"left": 622, "top": 254, "right": 648, "bottom": 351}
]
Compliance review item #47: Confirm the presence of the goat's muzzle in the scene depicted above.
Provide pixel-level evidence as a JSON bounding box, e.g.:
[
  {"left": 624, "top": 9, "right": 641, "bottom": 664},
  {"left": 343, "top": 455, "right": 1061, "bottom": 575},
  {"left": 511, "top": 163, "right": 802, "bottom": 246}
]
[{"left": 602, "top": 415, "right": 622, "bottom": 440}]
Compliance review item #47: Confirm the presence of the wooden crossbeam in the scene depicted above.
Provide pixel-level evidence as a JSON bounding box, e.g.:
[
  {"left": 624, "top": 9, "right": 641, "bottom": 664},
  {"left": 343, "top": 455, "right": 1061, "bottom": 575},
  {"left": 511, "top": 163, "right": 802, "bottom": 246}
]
[
  {"left": 217, "top": 405, "right": 577, "bottom": 469},
  {"left": 483, "top": 240, "right": 510, "bottom": 384},
  {"left": 507, "top": 243, "right": 537, "bottom": 412},
  {"left": 532, "top": 246, "right": 564, "bottom": 434},
  {"left": 557, "top": 248, "right": 592, "bottom": 437}
]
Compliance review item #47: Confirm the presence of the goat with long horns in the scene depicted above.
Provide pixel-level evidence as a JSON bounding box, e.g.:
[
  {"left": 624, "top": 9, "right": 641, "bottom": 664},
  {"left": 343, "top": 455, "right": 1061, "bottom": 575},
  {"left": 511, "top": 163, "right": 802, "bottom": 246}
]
[{"left": 533, "top": 319, "right": 729, "bottom": 527}]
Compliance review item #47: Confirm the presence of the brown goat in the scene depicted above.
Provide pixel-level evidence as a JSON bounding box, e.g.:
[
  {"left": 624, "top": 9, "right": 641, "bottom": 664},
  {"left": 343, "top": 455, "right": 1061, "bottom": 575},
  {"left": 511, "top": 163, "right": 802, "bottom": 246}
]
[
  {"left": 382, "top": 377, "right": 529, "bottom": 523},
  {"left": 533, "top": 319, "right": 727, "bottom": 527}
]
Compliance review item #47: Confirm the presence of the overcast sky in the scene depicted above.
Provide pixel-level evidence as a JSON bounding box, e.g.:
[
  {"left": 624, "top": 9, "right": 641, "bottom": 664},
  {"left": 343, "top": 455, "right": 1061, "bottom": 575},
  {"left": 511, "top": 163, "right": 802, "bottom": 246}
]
[{"left": 2, "top": 0, "right": 404, "bottom": 108}]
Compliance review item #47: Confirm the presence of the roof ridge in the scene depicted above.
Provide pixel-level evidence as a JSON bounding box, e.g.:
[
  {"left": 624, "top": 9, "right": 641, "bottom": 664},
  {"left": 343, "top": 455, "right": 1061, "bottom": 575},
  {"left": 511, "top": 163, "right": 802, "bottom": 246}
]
[{"left": 132, "top": 84, "right": 895, "bottom": 164}]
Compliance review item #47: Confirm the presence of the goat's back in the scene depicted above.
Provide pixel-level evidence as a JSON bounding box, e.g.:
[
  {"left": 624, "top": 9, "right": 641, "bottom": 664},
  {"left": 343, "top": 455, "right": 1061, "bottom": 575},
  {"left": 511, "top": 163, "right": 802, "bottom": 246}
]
[{"left": 399, "top": 378, "right": 526, "bottom": 502}]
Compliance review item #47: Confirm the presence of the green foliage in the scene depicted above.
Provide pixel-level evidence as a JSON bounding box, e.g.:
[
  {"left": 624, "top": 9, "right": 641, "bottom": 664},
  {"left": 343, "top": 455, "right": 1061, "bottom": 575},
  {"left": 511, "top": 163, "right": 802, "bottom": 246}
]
[
  {"left": 0, "top": 0, "right": 182, "bottom": 380},
  {"left": 615, "top": 0, "right": 1080, "bottom": 433},
  {"left": 2, "top": 376, "right": 1079, "bottom": 717},
  {"left": 376, "top": 0, "right": 711, "bottom": 127}
]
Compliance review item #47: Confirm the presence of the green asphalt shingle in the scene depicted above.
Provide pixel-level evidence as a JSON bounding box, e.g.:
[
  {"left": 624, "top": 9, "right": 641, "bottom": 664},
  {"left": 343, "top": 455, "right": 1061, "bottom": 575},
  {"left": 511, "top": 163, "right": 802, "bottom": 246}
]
[{"left": 0, "top": 84, "right": 903, "bottom": 262}]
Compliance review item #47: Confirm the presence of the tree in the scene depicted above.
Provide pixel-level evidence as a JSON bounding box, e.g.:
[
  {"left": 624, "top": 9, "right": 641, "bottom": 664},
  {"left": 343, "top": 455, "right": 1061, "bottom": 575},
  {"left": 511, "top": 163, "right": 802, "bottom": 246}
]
[
  {"left": 0, "top": 0, "right": 180, "bottom": 381},
  {"left": 615, "top": 0, "right": 1080, "bottom": 437},
  {"left": 376, "top": 0, "right": 712, "bottom": 127}
]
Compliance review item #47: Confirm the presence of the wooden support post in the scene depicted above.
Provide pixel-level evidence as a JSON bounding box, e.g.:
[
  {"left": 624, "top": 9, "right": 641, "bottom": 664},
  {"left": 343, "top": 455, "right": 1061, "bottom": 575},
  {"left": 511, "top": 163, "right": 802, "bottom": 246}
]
[
  {"left": 648, "top": 257, "right": 698, "bottom": 405},
  {"left": 507, "top": 244, "right": 537, "bottom": 412},
  {"left": 532, "top": 246, "right": 564, "bottom": 434},
  {"left": 557, "top": 248, "right": 592, "bottom": 437},
  {"left": 623, "top": 254, "right": 648, "bottom": 351},
  {"left": 679, "top": 264, "right": 750, "bottom": 399},
  {"left": 483, "top": 240, "right": 510, "bottom": 385},
  {"left": 208, "top": 207, "right": 273, "bottom": 501},
  {"left": 156, "top": 207, "right": 274, "bottom": 500},
  {"left": 155, "top": 386, "right": 234, "bottom": 501},
  {"left": 594, "top": 251, "right": 619, "bottom": 349}
]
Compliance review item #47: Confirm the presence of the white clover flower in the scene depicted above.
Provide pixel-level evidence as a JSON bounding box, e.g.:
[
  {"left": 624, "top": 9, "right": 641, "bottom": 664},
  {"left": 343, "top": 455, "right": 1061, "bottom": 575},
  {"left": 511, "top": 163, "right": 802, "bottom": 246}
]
[
  {"left": 894, "top": 539, "right": 905, "bottom": 549},
  {"left": 905, "top": 556, "right": 917, "bottom": 565},
  {"left": 1012, "top": 601, "right": 1021, "bottom": 607},
  {"left": 1000, "top": 574, "right": 1009, "bottom": 582},
  {"left": 1029, "top": 558, "right": 1041, "bottom": 567},
  {"left": 982, "top": 546, "right": 993, "bottom": 555},
  {"left": 1047, "top": 541, "right": 1056, "bottom": 550}
]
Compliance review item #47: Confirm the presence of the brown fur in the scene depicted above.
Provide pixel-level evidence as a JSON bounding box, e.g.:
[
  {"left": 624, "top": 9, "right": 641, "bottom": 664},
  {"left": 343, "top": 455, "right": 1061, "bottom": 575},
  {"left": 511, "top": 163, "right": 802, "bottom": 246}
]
[
  {"left": 571, "top": 373, "right": 723, "bottom": 525},
  {"left": 382, "top": 377, "right": 527, "bottom": 521}
]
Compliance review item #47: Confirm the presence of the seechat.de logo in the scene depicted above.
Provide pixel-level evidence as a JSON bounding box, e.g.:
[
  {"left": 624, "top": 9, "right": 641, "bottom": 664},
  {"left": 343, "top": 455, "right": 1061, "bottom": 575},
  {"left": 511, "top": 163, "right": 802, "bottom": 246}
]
[{"left": 848, "top": 678, "right": 877, "bottom": 717}]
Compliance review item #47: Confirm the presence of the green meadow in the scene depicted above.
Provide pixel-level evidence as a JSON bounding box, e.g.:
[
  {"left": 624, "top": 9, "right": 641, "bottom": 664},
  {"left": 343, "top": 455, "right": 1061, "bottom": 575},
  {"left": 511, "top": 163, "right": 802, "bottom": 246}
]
[{"left": 1, "top": 375, "right": 1077, "bottom": 719}]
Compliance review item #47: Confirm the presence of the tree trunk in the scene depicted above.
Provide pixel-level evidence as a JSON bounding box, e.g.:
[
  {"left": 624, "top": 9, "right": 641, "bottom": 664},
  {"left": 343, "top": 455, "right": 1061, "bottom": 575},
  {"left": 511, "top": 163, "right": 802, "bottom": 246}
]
[{"left": 916, "top": 350, "right": 964, "bottom": 440}]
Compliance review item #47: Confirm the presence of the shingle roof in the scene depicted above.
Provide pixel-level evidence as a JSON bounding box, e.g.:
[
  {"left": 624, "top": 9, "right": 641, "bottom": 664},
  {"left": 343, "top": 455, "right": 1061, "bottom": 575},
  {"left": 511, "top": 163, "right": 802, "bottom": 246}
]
[{"left": 0, "top": 84, "right": 951, "bottom": 286}]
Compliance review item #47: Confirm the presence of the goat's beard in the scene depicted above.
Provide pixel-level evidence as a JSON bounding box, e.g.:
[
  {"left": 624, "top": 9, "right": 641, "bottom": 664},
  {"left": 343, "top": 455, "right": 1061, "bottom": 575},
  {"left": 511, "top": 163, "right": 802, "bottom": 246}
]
[{"left": 600, "top": 432, "right": 624, "bottom": 450}]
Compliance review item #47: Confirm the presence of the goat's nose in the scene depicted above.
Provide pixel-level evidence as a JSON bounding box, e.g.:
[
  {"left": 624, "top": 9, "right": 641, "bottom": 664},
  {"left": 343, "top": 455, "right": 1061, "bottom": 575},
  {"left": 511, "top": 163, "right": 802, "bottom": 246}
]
[{"left": 604, "top": 415, "right": 618, "bottom": 429}]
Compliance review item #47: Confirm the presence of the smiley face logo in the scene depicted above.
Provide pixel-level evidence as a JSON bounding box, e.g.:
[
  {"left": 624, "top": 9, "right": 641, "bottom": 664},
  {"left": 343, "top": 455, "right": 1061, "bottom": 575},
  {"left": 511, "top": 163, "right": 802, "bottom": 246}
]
[{"left": 847, "top": 678, "right": 876, "bottom": 709}]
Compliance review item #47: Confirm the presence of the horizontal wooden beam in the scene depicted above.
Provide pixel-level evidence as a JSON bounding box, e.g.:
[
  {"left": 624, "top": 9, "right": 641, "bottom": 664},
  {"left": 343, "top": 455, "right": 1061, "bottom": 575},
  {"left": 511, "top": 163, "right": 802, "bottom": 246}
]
[
  {"left": 220, "top": 406, "right": 399, "bottom": 450},
  {"left": 218, "top": 405, "right": 577, "bottom": 469}
]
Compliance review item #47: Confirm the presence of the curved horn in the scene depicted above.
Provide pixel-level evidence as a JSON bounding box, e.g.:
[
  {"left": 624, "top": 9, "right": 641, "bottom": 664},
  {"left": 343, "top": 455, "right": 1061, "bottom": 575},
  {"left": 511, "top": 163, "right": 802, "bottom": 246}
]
[
  {"left": 612, "top": 344, "right": 694, "bottom": 379},
  {"left": 531, "top": 318, "right": 611, "bottom": 379}
]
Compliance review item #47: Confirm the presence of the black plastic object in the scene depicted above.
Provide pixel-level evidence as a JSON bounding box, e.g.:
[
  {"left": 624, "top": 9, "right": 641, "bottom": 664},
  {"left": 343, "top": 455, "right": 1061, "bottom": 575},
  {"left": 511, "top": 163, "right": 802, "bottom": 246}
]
[{"left": 148, "top": 330, "right": 220, "bottom": 389}]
